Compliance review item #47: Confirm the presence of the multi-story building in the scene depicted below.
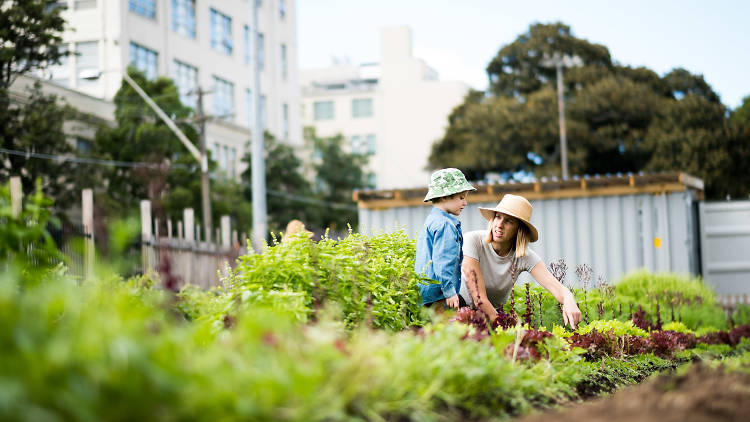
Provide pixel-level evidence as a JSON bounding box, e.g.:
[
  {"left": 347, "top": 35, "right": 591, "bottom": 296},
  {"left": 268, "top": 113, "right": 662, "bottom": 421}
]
[
  {"left": 40, "top": 0, "right": 301, "bottom": 179},
  {"left": 300, "top": 26, "right": 470, "bottom": 190}
]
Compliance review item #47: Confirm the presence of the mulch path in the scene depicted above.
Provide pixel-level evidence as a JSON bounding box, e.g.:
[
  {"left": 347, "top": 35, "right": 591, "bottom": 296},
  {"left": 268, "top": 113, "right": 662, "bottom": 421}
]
[{"left": 517, "top": 363, "right": 750, "bottom": 422}]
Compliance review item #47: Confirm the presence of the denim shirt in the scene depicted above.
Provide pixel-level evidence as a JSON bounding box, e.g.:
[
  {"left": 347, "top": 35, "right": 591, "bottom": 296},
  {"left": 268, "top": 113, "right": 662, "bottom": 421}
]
[{"left": 414, "top": 207, "right": 463, "bottom": 305}]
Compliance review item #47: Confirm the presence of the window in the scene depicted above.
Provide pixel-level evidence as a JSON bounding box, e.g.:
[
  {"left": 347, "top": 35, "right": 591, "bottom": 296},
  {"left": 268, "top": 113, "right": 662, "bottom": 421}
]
[
  {"left": 280, "top": 43, "right": 287, "bottom": 80},
  {"left": 351, "top": 134, "right": 375, "bottom": 155},
  {"left": 350, "top": 135, "right": 362, "bottom": 155},
  {"left": 279, "top": 0, "right": 286, "bottom": 19},
  {"left": 212, "top": 76, "right": 234, "bottom": 121},
  {"left": 257, "top": 33, "right": 264, "bottom": 70},
  {"left": 367, "top": 173, "right": 377, "bottom": 188},
  {"left": 46, "top": 1, "right": 68, "bottom": 12},
  {"left": 365, "top": 134, "right": 376, "bottom": 155},
  {"left": 243, "top": 25, "right": 250, "bottom": 64},
  {"left": 76, "top": 41, "right": 99, "bottom": 87},
  {"left": 244, "top": 88, "right": 253, "bottom": 127},
  {"left": 75, "top": 0, "right": 97, "bottom": 9},
  {"left": 352, "top": 98, "right": 373, "bottom": 118},
  {"left": 282, "top": 103, "right": 289, "bottom": 139},
  {"left": 76, "top": 138, "right": 92, "bottom": 155},
  {"left": 129, "top": 42, "right": 158, "bottom": 79},
  {"left": 313, "top": 101, "right": 334, "bottom": 120},
  {"left": 129, "top": 0, "right": 155, "bottom": 19},
  {"left": 210, "top": 8, "right": 233, "bottom": 55},
  {"left": 172, "top": 60, "right": 198, "bottom": 109},
  {"left": 171, "top": 0, "right": 196, "bottom": 38},
  {"left": 48, "top": 44, "right": 69, "bottom": 87}
]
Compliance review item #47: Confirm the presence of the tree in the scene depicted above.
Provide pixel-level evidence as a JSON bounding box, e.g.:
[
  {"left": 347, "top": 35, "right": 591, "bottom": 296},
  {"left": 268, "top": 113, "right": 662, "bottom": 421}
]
[
  {"left": 311, "top": 132, "right": 369, "bottom": 231},
  {"left": 0, "top": 0, "right": 67, "bottom": 92},
  {"left": 430, "top": 21, "right": 740, "bottom": 198},
  {"left": 241, "top": 132, "right": 312, "bottom": 236},
  {"left": 0, "top": 0, "right": 74, "bottom": 211}
]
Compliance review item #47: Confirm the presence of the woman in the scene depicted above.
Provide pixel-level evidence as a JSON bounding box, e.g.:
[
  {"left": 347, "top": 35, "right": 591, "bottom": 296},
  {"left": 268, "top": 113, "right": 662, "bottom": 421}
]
[{"left": 458, "top": 194, "right": 581, "bottom": 328}]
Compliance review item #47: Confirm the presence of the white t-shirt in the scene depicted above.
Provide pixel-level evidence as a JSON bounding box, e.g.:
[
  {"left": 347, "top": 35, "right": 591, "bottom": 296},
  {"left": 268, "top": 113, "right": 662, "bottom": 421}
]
[{"left": 459, "top": 230, "right": 541, "bottom": 309}]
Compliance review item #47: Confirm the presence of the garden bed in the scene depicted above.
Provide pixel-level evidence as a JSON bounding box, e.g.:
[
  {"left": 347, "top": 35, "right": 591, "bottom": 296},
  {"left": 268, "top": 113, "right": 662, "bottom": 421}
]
[{"left": 519, "top": 361, "right": 750, "bottom": 422}]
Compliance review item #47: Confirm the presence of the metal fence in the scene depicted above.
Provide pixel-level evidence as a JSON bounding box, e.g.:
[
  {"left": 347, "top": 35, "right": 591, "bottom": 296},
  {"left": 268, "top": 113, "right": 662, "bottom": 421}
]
[
  {"left": 356, "top": 172, "right": 705, "bottom": 287},
  {"left": 700, "top": 200, "right": 750, "bottom": 294}
]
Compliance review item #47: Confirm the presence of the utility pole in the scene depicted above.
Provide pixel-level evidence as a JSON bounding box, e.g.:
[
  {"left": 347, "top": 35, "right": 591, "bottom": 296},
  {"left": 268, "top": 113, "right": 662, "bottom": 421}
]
[
  {"left": 250, "top": 0, "right": 267, "bottom": 252},
  {"left": 541, "top": 53, "right": 583, "bottom": 180},
  {"left": 555, "top": 61, "right": 569, "bottom": 180},
  {"left": 195, "top": 87, "right": 212, "bottom": 242}
]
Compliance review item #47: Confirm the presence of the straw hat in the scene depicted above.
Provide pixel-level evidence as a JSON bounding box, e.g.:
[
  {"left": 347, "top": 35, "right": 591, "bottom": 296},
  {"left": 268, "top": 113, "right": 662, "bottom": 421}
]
[{"left": 478, "top": 194, "right": 539, "bottom": 242}]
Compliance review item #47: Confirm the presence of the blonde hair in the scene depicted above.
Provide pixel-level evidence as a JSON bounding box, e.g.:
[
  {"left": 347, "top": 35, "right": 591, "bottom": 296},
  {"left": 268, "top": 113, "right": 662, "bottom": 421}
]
[{"left": 485, "top": 215, "right": 531, "bottom": 258}]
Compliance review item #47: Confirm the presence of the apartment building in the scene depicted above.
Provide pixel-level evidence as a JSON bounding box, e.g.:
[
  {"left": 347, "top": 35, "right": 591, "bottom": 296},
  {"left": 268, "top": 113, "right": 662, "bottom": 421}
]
[
  {"left": 41, "top": 0, "right": 301, "bottom": 179},
  {"left": 300, "top": 26, "right": 470, "bottom": 190}
]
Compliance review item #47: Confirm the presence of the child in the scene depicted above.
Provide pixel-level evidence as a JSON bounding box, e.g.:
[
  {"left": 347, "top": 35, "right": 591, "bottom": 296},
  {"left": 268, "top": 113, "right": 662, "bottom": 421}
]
[{"left": 415, "top": 168, "right": 476, "bottom": 309}]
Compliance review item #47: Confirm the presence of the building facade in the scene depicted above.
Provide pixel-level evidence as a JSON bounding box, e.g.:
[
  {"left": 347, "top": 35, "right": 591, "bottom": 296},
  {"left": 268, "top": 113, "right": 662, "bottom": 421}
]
[
  {"left": 300, "top": 26, "right": 470, "bottom": 190},
  {"left": 42, "top": 0, "right": 302, "bottom": 179}
]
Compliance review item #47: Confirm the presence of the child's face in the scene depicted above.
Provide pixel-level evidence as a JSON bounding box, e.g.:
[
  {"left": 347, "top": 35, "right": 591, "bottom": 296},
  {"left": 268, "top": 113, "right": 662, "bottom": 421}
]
[{"left": 440, "top": 192, "right": 468, "bottom": 216}]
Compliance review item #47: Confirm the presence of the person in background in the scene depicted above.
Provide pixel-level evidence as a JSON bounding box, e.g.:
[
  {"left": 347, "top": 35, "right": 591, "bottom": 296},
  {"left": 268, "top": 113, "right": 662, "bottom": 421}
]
[
  {"left": 459, "top": 194, "right": 581, "bottom": 327},
  {"left": 415, "top": 168, "right": 476, "bottom": 311},
  {"left": 281, "top": 219, "right": 313, "bottom": 243}
]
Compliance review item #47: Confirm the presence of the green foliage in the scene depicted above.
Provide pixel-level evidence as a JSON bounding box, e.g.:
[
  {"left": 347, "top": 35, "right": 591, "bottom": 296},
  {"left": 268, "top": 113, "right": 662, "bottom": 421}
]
[
  {"left": 0, "top": 0, "right": 67, "bottom": 90},
  {"left": 613, "top": 270, "right": 727, "bottom": 329},
  {"left": 242, "top": 132, "right": 313, "bottom": 235},
  {"left": 0, "top": 179, "right": 65, "bottom": 285},
  {"left": 222, "top": 230, "right": 428, "bottom": 331},
  {"left": 430, "top": 21, "right": 748, "bottom": 198},
  {"left": 0, "top": 268, "right": 690, "bottom": 421},
  {"left": 576, "top": 319, "right": 648, "bottom": 337},
  {"left": 310, "top": 131, "right": 369, "bottom": 231},
  {"left": 0, "top": 82, "right": 79, "bottom": 212}
]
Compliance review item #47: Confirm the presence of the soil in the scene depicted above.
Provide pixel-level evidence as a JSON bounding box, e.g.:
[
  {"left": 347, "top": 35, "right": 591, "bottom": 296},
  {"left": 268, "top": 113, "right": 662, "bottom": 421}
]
[{"left": 517, "top": 364, "right": 750, "bottom": 422}]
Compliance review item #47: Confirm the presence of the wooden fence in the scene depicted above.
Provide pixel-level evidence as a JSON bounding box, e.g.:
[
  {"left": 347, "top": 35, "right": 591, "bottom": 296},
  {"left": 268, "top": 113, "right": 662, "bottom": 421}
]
[{"left": 139, "top": 200, "right": 248, "bottom": 289}]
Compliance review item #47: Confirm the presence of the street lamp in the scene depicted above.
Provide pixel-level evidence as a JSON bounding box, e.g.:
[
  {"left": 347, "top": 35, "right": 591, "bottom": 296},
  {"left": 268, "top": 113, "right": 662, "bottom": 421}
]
[
  {"left": 540, "top": 53, "right": 583, "bottom": 179},
  {"left": 86, "top": 69, "right": 211, "bottom": 239}
]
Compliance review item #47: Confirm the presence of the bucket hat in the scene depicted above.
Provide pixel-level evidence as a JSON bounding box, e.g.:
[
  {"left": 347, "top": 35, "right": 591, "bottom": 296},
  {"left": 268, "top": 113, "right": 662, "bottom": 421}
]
[
  {"left": 423, "top": 168, "right": 476, "bottom": 202},
  {"left": 478, "top": 194, "right": 539, "bottom": 242}
]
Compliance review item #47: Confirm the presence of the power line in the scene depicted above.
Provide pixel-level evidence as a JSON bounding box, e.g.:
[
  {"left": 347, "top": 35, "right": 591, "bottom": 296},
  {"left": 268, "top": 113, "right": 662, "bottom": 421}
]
[
  {"left": 0, "top": 147, "right": 191, "bottom": 169},
  {"left": 1, "top": 147, "right": 360, "bottom": 211}
]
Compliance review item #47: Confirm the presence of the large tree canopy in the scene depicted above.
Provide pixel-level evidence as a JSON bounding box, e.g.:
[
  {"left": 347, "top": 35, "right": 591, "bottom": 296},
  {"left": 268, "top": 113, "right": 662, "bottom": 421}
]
[
  {"left": 430, "top": 22, "right": 749, "bottom": 198},
  {"left": 0, "top": 0, "right": 74, "bottom": 211}
]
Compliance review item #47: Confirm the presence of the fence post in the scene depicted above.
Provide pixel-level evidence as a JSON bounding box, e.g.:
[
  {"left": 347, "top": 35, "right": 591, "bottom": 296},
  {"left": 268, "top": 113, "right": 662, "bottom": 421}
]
[
  {"left": 82, "top": 189, "right": 94, "bottom": 280},
  {"left": 10, "top": 176, "right": 22, "bottom": 218},
  {"left": 141, "top": 200, "right": 153, "bottom": 272},
  {"left": 221, "top": 215, "right": 231, "bottom": 250},
  {"left": 184, "top": 208, "right": 194, "bottom": 244}
]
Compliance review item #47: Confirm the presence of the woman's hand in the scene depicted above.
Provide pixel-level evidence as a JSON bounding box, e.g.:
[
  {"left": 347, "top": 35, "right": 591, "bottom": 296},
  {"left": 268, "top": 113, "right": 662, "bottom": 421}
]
[
  {"left": 561, "top": 293, "right": 582, "bottom": 329},
  {"left": 445, "top": 294, "right": 459, "bottom": 309},
  {"left": 530, "top": 262, "right": 581, "bottom": 329}
]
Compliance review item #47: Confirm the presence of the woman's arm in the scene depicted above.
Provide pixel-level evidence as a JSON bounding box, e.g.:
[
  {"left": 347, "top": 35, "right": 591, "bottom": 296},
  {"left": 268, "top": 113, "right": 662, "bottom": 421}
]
[
  {"left": 529, "top": 261, "right": 582, "bottom": 328},
  {"left": 462, "top": 256, "right": 499, "bottom": 320}
]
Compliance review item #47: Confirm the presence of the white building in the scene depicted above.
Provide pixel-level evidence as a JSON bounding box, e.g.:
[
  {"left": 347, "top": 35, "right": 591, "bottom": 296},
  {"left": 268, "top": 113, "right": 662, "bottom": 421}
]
[
  {"left": 300, "top": 26, "right": 470, "bottom": 190},
  {"left": 41, "top": 0, "right": 301, "bottom": 178}
]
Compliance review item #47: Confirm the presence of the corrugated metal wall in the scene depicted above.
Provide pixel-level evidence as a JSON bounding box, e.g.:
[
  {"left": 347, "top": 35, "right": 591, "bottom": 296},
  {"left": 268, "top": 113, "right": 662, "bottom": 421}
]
[
  {"left": 699, "top": 201, "right": 750, "bottom": 294},
  {"left": 359, "top": 191, "right": 701, "bottom": 286}
]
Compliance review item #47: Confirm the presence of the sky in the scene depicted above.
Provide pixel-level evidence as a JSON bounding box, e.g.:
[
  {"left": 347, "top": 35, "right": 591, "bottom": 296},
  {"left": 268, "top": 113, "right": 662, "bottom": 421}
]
[{"left": 297, "top": 0, "right": 750, "bottom": 109}]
